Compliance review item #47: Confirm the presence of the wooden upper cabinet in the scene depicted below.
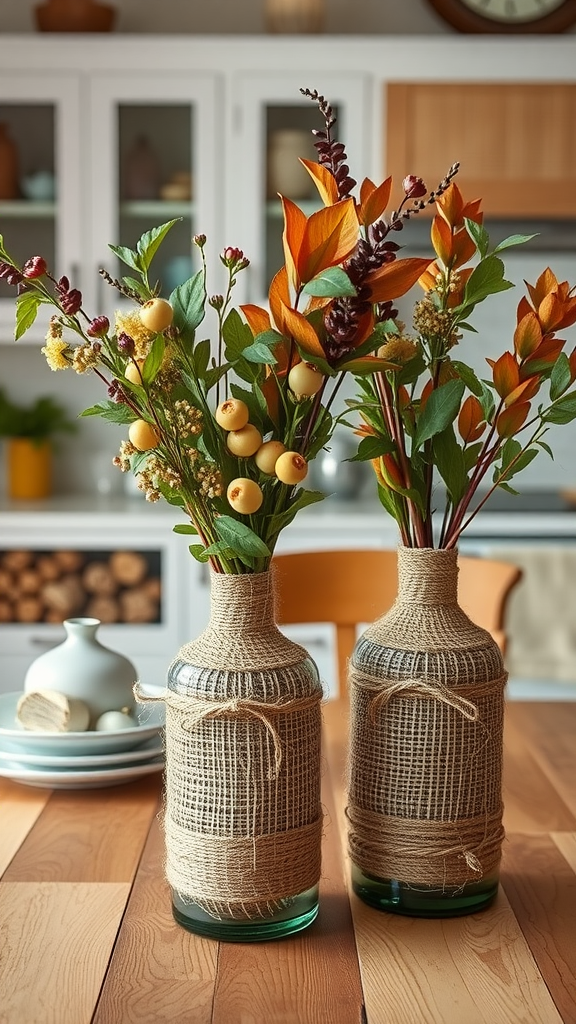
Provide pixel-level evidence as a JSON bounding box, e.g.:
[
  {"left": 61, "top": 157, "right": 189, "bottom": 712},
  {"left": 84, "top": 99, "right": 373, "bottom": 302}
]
[{"left": 385, "top": 83, "right": 576, "bottom": 219}]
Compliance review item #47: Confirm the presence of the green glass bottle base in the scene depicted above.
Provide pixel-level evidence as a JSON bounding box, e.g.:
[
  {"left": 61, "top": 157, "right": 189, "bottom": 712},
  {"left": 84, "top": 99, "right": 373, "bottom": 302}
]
[
  {"left": 171, "top": 884, "right": 319, "bottom": 941},
  {"left": 351, "top": 863, "right": 498, "bottom": 918}
]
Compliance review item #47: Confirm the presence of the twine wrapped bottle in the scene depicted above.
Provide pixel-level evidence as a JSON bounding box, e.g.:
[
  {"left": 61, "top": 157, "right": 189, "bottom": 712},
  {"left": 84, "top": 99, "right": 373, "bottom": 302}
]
[
  {"left": 164, "top": 568, "right": 323, "bottom": 940},
  {"left": 347, "top": 546, "right": 506, "bottom": 917}
]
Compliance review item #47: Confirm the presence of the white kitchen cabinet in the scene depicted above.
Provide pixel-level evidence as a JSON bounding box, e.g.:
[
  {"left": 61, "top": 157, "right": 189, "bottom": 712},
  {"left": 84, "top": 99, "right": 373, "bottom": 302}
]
[
  {"left": 87, "top": 72, "right": 221, "bottom": 319},
  {"left": 0, "top": 73, "right": 82, "bottom": 341}
]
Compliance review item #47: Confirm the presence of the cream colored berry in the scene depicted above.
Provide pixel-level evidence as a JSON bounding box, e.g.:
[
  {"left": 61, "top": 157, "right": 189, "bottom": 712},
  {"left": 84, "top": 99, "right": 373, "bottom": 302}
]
[
  {"left": 226, "top": 478, "right": 263, "bottom": 515},
  {"left": 275, "top": 451, "right": 308, "bottom": 484},
  {"left": 215, "top": 398, "right": 250, "bottom": 431},
  {"left": 288, "top": 361, "right": 325, "bottom": 398},
  {"left": 139, "top": 297, "right": 173, "bottom": 333},
  {"left": 124, "top": 360, "right": 145, "bottom": 384},
  {"left": 255, "top": 440, "right": 287, "bottom": 475},
  {"left": 226, "top": 423, "right": 262, "bottom": 458},
  {"left": 128, "top": 419, "right": 160, "bottom": 451}
]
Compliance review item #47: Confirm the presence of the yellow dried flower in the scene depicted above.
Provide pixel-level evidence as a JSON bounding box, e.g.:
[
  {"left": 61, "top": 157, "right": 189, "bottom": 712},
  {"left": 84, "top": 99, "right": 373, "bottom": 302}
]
[
  {"left": 42, "top": 330, "right": 72, "bottom": 372},
  {"left": 377, "top": 337, "right": 418, "bottom": 365},
  {"left": 72, "top": 342, "right": 100, "bottom": 374},
  {"left": 115, "top": 310, "right": 154, "bottom": 361}
]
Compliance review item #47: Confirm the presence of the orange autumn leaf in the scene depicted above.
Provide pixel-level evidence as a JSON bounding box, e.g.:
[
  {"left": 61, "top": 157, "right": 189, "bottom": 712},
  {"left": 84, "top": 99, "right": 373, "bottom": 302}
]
[
  {"left": 365, "top": 257, "right": 432, "bottom": 303},
  {"left": 450, "top": 228, "right": 477, "bottom": 270},
  {"left": 458, "top": 395, "right": 485, "bottom": 443},
  {"left": 281, "top": 197, "right": 307, "bottom": 292},
  {"left": 281, "top": 195, "right": 359, "bottom": 288},
  {"left": 418, "top": 263, "right": 438, "bottom": 292},
  {"left": 272, "top": 294, "right": 326, "bottom": 361},
  {"left": 490, "top": 351, "right": 520, "bottom": 398},
  {"left": 431, "top": 215, "right": 454, "bottom": 266},
  {"left": 299, "top": 158, "right": 339, "bottom": 206},
  {"left": 514, "top": 312, "right": 543, "bottom": 360},
  {"left": 269, "top": 266, "right": 294, "bottom": 338},
  {"left": 521, "top": 336, "right": 566, "bottom": 378},
  {"left": 496, "top": 401, "right": 530, "bottom": 438},
  {"left": 435, "top": 182, "right": 465, "bottom": 228},
  {"left": 357, "top": 176, "right": 392, "bottom": 226},
  {"left": 538, "top": 291, "right": 566, "bottom": 334},
  {"left": 379, "top": 453, "right": 405, "bottom": 491},
  {"left": 461, "top": 197, "right": 483, "bottom": 225},
  {"left": 516, "top": 296, "right": 532, "bottom": 324},
  {"left": 570, "top": 347, "right": 576, "bottom": 383},
  {"left": 240, "top": 303, "right": 271, "bottom": 336},
  {"left": 526, "top": 267, "right": 560, "bottom": 310},
  {"left": 504, "top": 375, "right": 540, "bottom": 408}
]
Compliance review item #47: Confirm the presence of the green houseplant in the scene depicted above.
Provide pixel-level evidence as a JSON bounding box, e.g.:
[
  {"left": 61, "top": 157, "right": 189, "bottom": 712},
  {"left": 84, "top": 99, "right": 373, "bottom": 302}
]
[{"left": 0, "top": 388, "right": 76, "bottom": 499}]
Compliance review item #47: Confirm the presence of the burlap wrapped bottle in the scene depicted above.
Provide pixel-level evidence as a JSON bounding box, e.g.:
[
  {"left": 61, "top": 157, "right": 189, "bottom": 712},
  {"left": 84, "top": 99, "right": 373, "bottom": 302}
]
[
  {"left": 163, "top": 568, "right": 323, "bottom": 940},
  {"left": 347, "top": 546, "right": 506, "bottom": 917}
]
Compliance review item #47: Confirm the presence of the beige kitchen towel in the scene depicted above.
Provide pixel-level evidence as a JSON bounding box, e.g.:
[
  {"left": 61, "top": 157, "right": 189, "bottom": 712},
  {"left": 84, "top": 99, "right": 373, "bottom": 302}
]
[{"left": 490, "top": 547, "right": 576, "bottom": 683}]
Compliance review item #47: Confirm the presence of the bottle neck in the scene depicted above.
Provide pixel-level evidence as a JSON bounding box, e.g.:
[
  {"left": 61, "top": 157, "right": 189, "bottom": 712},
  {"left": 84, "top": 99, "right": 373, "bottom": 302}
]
[
  {"left": 208, "top": 569, "right": 276, "bottom": 634},
  {"left": 396, "top": 546, "right": 459, "bottom": 606}
]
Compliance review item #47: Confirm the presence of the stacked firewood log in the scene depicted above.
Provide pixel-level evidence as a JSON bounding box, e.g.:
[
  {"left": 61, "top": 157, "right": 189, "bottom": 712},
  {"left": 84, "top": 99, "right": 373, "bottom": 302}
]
[{"left": 0, "top": 548, "right": 162, "bottom": 624}]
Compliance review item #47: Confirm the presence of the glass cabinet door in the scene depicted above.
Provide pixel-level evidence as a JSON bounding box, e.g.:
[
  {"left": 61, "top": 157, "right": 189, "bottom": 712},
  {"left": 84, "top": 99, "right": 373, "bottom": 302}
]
[
  {"left": 0, "top": 74, "right": 82, "bottom": 343},
  {"left": 88, "top": 74, "right": 221, "bottom": 321},
  {"left": 231, "top": 73, "right": 370, "bottom": 307}
]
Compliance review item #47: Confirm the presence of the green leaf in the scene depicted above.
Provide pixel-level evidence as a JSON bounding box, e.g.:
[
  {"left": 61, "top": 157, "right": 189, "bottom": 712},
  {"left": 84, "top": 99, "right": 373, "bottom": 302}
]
[
  {"left": 136, "top": 220, "right": 180, "bottom": 272},
  {"left": 80, "top": 401, "right": 135, "bottom": 424},
  {"left": 432, "top": 426, "right": 468, "bottom": 505},
  {"left": 172, "top": 523, "right": 199, "bottom": 535},
  {"left": 413, "top": 379, "right": 465, "bottom": 450},
  {"left": 108, "top": 244, "right": 142, "bottom": 274},
  {"left": 142, "top": 335, "right": 165, "bottom": 385},
  {"left": 550, "top": 352, "right": 572, "bottom": 402},
  {"left": 193, "top": 338, "right": 211, "bottom": 380},
  {"left": 478, "top": 380, "right": 496, "bottom": 423},
  {"left": 493, "top": 233, "right": 538, "bottom": 253},
  {"left": 157, "top": 482, "right": 185, "bottom": 506},
  {"left": 122, "top": 276, "right": 150, "bottom": 301},
  {"left": 170, "top": 269, "right": 206, "bottom": 340},
  {"left": 498, "top": 445, "right": 539, "bottom": 482},
  {"left": 188, "top": 544, "right": 211, "bottom": 563},
  {"left": 451, "top": 360, "right": 484, "bottom": 397},
  {"left": 536, "top": 439, "right": 554, "bottom": 460},
  {"left": 242, "top": 341, "right": 277, "bottom": 364},
  {"left": 223, "top": 308, "right": 254, "bottom": 362},
  {"left": 230, "top": 381, "right": 268, "bottom": 428},
  {"left": 15, "top": 291, "right": 42, "bottom": 341},
  {"left": 214, "top": 515, "right": 271, "bottom": 559},
  {"left": 496, "top": 480, "right": 520, "bottom": 495},
  {"left": 543, "top": 392, "right": 576, "bottom": 425},
  {"left": 349, "top": 434, "right": 395, "bottom": 462},
  {"left": 464, "top": 441, "right": 483, "bottom": 472},
  {"left": 463, "top": 255, "right": 515, "bottom": 308},
  {"left": 464, "top": 218, "right": 490, "bottom": 259},
  {"left": 302, "top": 266, "right": 357, "bottom": 298},
  {"left": 269, "top": 489, "right": 326, "bottom": 533}
]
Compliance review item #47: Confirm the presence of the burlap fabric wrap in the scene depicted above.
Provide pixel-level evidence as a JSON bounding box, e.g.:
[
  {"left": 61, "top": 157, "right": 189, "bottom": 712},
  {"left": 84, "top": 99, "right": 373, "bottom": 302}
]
[
  {"left": 348, "top": 546, "right": 506, "bottom": 892},
  {"left": 164, "top": 568, "right": 323, "bottom": 921}
]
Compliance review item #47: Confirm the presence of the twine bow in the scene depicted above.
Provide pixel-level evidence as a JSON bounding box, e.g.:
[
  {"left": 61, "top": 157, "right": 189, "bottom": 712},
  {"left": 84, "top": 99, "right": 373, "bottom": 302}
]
[
  {"left": 134, "top": 682, "right": 319, "bottom": 780},
  {"left": 349, "top": 672, "right": 480, "bottom": 725}
]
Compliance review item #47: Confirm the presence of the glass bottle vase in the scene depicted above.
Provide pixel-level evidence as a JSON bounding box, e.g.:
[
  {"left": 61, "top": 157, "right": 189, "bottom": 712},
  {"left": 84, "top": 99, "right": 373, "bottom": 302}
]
[
  {"left": 165, "top": 568, "right": 323, "bottom": 941},
  {"left": 347, "top": 546, "right": 506, "bottom": 918}
]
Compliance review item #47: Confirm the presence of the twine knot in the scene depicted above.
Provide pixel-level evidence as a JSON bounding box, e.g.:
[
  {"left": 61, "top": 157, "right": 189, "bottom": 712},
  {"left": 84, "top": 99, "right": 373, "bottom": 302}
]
[{"left": 349, "top": 670, "right": 480, "bottom": 725}]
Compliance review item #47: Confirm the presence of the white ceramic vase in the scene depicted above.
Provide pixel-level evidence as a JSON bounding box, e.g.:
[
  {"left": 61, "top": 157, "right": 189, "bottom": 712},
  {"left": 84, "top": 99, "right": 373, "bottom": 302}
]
[{"left": 24, "top": 616, "right": 137, "bottom": 726}]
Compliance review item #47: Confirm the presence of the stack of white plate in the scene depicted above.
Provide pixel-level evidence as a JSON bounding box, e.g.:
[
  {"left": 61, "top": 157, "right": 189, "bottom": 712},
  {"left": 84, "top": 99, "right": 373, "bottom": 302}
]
[{"left": 0, "top": 690, "right": 165, "bottom": 789}]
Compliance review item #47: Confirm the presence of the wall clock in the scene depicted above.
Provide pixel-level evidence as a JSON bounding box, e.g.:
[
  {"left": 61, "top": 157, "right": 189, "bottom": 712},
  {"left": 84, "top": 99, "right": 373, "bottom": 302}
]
[{"left": 426, "top": 0, "right": 576, "bottom": 33}]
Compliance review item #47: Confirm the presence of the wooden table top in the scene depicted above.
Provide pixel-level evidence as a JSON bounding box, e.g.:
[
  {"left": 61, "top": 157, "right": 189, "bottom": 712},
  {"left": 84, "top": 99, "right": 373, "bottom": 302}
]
[{"left": 1, "top": 699, "right": 575, "bottom": 1024}]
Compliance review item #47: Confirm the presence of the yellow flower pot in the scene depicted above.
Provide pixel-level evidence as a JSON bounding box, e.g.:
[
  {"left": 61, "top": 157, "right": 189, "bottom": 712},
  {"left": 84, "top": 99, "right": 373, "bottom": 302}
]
[{"left": 7, "top": 438, "right": 52, "bottom": 500}]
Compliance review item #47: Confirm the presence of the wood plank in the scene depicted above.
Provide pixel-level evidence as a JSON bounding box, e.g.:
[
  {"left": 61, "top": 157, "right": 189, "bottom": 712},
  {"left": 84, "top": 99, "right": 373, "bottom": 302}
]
[
  {"left": 210, "top": 738, "right": 365, "bottom": 1024},
  {"left": 92, "top": 812, "right": 219, "bottom": 1024},
  {"left": 508, "top": 704, "right": 576, "bottom": 817},
  {"left": 0, "top": 778, "right": 52, "bottom": 876},
  {"left": 552, "top": 832, "right": 576, "bottom": 874},
  {"left": 351, "top": 888, "right": 562, "bottom": 1024},
  {"left": 0, "top": 881, "right": 130, "bottom": 1024},
  {"left": 2, "top": 775, "right": 161, "bottom": 882},
  {"left": 501, "top": 833, "right": 576, "bottom": 1024},
  {"left": 502, "top": 713, "right": 576, "bottom": 833}
]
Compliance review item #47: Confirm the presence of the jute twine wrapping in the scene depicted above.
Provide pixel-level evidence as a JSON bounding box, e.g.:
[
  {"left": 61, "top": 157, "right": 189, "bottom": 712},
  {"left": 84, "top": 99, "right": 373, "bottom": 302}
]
[
  {"left": 161, "top": 569, "right": 323, "bottom": 921},
  {"left": 348, "top": 547, "right": 506, "bottom": 892}
]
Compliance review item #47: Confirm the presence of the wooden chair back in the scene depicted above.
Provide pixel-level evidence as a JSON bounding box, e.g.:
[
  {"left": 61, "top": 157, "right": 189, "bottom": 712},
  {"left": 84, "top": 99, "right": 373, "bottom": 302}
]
[{"left": 272, "top": 549, "right": 522, "bottom": 698}]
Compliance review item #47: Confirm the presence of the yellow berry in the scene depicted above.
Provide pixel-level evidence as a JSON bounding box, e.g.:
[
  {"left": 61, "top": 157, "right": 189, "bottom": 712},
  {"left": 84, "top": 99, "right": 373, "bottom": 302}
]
[
  {"left": 288, "top": 361, "right": 325, "bottom": 398},
  {"left": 124, "top": 360, "right": 144, "bottom": 384},
  {"left": 139, "top": 297, "right": 173, "bottom": 333},
  {"left": 255, "top": 440, "right": 287, "bottom": 475},
  {"left": 275, "top": 451, "right": 308, "bottom": 485},
  {"left": 215, "top": 398, "right": 250, "bottom": 431},
  {"left": 128, "top": 419, "right": 160, "bottom": 451},
  {"left": 227, "top": 478, "right": 263, "bottom": 515},
  {"left": 226, "top": 423, "right": 262, "bottom": 458}
]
